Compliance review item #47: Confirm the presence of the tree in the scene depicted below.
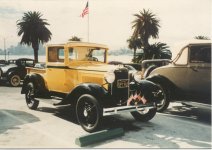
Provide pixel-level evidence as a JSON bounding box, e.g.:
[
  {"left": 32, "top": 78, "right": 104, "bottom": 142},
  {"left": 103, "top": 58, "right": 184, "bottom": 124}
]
[
  {"left": 17, "top": 11, "right": 52, "bottom": 63},
  {"left": 145, "top": 42, "right": 172, "bottom": 60},
  {"left": 68, "top": 36, "right": 81, "bottom": 41},
  {"left": 132, "top": 9, "right": 160, "bottom": 60},
  {"left": 194, "top": 36, "right": 210, "bottom": 40},
  {"left": 127, "top": 36, "right": 142, "bottom": 61}
]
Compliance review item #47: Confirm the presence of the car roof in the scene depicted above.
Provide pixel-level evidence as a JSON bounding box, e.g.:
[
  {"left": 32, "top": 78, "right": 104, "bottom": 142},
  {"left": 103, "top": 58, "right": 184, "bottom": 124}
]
[
  {"left": 17, "top": 58, "right": 34, "bottom": 61},
  {"left": 175, "top": 39, "right": 211, "bottom": 50},
  {"left": 46, "top": 41, "right": 109, "bottom": 50}
]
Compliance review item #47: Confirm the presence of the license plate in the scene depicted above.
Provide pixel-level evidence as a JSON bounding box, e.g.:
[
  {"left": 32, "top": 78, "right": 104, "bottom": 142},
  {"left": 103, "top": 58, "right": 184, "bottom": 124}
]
[{"left": 117, "top": 79, "right": 129, "bottom": 88}]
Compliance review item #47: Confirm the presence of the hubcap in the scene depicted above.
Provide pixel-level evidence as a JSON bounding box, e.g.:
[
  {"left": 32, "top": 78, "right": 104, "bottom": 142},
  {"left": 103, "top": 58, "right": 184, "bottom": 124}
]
[
  {"left": 11, "top": 75, "right": 20, "bottom": 86},
  {"left": 83, "top": 109, "right": 88, "bottom": 117}
]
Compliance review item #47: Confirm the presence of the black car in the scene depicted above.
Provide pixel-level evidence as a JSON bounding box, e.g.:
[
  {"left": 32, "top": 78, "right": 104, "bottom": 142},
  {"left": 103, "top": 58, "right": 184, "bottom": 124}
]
[{"left": 0, "top": 58, "right": 34, "bottom": 86}]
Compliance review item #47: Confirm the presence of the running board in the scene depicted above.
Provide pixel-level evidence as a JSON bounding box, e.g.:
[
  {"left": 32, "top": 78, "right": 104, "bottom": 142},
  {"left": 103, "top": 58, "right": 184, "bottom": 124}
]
[
  {"left": 103, "top": 104, "right": 156, "bottom": 116},
  {"left": 34, "top": 97, "right": 68, "bottom": 106}
]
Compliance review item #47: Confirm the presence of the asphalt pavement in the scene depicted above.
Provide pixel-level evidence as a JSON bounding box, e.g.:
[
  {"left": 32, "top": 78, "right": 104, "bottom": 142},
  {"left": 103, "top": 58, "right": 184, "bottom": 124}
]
[{"left": 0, "top": 82, "right": 211, "bottom": 148}]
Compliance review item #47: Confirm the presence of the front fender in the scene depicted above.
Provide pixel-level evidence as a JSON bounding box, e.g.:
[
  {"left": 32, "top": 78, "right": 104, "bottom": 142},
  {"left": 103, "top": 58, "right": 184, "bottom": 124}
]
[
  {"left": 131, "top": 79, "right": 159, "bottom": 103},
  {"left": 65, "top": 83, "right": 110, "bottom": 107},
  {"left": 146, "top": 74, "right": 179, "bottom": 99}
]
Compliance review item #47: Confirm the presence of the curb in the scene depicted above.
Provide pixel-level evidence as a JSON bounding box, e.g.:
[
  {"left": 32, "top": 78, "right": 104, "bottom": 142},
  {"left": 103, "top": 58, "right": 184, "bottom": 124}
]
[{"left": 75, "top": 128, "right": 124, "bottom": 147}]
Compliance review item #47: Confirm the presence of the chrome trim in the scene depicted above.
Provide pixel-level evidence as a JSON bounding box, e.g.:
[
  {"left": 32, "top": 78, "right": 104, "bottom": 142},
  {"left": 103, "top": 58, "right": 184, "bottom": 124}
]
[{"left": 103, "top": 103, "right": 156, "bottom": 116}]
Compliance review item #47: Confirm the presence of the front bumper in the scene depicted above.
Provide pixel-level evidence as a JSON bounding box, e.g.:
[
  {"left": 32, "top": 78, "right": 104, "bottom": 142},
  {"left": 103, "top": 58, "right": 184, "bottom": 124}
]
[{"left": 103, "top": 103, "right": 156, "bottom": 116}]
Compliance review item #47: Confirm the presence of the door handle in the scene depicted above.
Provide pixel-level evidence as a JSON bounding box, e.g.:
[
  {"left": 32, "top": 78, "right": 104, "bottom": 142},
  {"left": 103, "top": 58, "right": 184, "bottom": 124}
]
[{"left": 190, "top": 66, "right": 198, "bottom": 72}]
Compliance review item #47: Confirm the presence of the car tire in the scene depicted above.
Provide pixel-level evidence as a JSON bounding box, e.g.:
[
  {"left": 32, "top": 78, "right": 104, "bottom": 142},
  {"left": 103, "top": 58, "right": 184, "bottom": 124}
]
[
  {"left": 9, "top": 74, "right": 21, "bottom": 87},
  {"left": 25, "top": 82, "right": 39, "bottom": 110},
  {"left": 76, "top": 94, "right": 102, "bottom": 132},
  {"left": 154, "top": 82, "right": 170, "bottom": 112},
  {"left": 131, "top": 107, "right": 157, "bottom": 122}
]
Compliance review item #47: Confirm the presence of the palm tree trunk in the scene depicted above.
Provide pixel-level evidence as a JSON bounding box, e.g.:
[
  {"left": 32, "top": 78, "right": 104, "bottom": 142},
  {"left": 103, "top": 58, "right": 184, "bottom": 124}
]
[
  {"left": 32, "top": 42, "right": 39, "bottom": 63},
  {"left": 133, "top": 48, "right": 136, "bottom": 60},
  {"left": 34, "top": 49, "right": 38, "bottom": 63}
]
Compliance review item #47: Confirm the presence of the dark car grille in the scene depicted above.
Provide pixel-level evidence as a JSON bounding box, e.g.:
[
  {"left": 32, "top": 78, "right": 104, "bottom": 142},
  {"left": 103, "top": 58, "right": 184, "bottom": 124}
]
[{"left": 109, "top": 67, "right": 129, "bottom": 106}]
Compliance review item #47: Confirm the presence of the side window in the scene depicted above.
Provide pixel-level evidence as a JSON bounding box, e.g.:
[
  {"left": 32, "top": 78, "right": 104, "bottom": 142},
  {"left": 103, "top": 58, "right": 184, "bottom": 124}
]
[
  {"left": 175, "top": 47, "right": 188, "bottom": 65},
  {"left": 25, "top": 61, "right": 34, "bottom": 67},
  {"left": 58, "top": 48, "right": 64, "bottom": 62},
  {"left": 48, "top": 47, "right": 64, "bottom": 62},
  {"left": 69, "top": 48, "right": 77, "bottom": 60},
  {"left": 190, "top": 46, "right": 211, "bottom": 63},
  {"left": 20, "top": 61, "right": 25, "bottom": 66}
]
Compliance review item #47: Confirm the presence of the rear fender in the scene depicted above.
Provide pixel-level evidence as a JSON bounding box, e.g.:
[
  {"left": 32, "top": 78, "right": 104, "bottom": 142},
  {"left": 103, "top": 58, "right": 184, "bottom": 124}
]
[{"left": 21, "top": 74, "right": 48, "bottom": 95}]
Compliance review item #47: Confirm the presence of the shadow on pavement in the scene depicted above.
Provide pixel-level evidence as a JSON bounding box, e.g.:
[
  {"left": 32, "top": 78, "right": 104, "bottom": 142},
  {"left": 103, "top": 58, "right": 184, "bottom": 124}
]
[
  {"left": 163, "top": 102, "right": 211, "bottom": 125},
  {"left": 0, "top": 81, "right": 23, "bottom": 87},
  {"left": 0, "top": 109, "right": 40, "bottom": 134},
  {"left": 35, "top": 103, "right": 211, "bottom": 148},
  {"left": 37, "top": 105, "right": 78, "bottom": 125}
]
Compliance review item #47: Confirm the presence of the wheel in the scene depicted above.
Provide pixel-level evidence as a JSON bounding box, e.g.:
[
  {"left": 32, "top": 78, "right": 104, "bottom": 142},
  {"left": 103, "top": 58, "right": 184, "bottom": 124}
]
[
  {"left": 131, "top": 107, "right": 157, "bottom": 122},
  {"left": 25, "top": 82, "right": 39, "bottom": 110},
  {"left": 76, "top": 94, "right": 102, "bottom": 132},
  {"left": 154, "top": 83, "right": 170, "bottom": 112},
  {"left": 9, "top": 74, "right": 21, "bottom": 87}
]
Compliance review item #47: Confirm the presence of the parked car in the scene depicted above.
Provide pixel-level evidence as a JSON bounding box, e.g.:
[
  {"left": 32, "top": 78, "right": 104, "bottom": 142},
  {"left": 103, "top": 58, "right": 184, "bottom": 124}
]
[
  {"left": 21, "top": 42, "right": 162, "bottom": 132},
  {"left": 0, "top": 60, "right": 7, "bottom": 66},
  {"left": 145, "top": 40, "right": 211, "bottom": 112},
  {"left": 0, "top": 58, "right": 34, "bottom": 86}
]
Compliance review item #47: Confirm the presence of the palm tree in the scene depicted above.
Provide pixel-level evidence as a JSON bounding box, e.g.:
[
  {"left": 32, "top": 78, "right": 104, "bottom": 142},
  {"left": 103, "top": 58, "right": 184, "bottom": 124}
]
[
  {"left": 127, "top": 36, "right": 142, "bottom": 61},
  {"left": 17, "top": 11, "right": 52, "bottom": 63},
  {"left": 145, "top": 42, "right": 172, "bottom": 60},
  {"left": 68, "top": 36, "right": 81, "bottom": 41},
  {"left": 194, "top": 36, "right": 210, "bottom": 40},
  {"left": 132, "top": 9, "right": 160, "bottom": 60}
]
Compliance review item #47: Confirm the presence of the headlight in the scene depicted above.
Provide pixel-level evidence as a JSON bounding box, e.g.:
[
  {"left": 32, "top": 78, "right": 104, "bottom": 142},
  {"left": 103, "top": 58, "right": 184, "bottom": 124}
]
[
  {"left": 104, "top": 70, "right": 115, "bottom": 83},
  {"left": 133, "top": 71, "right": 142, "bottom": 82}
]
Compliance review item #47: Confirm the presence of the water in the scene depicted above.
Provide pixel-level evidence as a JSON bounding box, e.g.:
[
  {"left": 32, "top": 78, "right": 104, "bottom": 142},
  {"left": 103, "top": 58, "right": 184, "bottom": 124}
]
[{"left": 0, "top": 54, "right": 133, "bottom": 63}]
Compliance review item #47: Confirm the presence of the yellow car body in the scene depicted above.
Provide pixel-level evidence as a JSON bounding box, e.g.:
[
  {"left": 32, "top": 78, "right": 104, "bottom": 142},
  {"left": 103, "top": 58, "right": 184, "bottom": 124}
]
[
  {"left": 28, "top": 42, "right": 115, "bottom": 93},
  {"left": 22, "top": 41, "right": 158, "bottom": 132}
]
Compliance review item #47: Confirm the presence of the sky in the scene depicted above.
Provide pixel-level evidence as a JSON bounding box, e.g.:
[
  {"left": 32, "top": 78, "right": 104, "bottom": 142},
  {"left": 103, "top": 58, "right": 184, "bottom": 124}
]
[{"left": 0, "top": 0, "right": 211, "bottom": 55}]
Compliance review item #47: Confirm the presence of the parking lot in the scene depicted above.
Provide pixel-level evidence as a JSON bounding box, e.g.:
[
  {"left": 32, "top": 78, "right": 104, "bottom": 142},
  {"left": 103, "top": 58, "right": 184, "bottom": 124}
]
[{"left": 0, "top": 83, "right": 211, "bottom": 148}]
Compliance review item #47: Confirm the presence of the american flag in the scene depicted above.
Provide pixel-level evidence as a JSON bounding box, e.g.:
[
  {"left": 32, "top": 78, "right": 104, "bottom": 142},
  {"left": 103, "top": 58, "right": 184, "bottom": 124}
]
[{"left": 80, "top": 1, "right": 89, "bottom": 18}]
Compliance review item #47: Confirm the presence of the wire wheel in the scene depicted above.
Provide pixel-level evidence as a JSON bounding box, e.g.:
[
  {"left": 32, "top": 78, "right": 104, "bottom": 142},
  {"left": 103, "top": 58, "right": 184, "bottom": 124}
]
[
  {"left": 76, "top": 94, "right": 102, "bottom": 132},
  {"left": 9, "top": 74, "right": 21, "bottom": 87},
  {"left": 25, "top": 82, "right": 39, "bottom": 110}
]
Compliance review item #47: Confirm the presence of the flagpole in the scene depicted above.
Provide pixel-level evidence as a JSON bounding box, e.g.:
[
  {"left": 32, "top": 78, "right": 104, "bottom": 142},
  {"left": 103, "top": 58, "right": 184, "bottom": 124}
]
[{"left": 87, "top": 0, "right": 89, "bottom": 42}]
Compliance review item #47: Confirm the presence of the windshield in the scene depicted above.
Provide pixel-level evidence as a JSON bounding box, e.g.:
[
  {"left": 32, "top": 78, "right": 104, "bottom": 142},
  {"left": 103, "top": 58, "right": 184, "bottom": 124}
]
[{"left": 69, "top": 47, "right": 107, "bottom": 63}]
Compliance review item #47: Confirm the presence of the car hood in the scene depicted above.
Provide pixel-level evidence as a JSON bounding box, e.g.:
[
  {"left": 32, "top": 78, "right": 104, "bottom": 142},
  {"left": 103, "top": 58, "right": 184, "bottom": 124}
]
[
  {"left": 0, "top": 64, "right": 17, "bottom": 73},
  {"left": 74, "top": 62, "right": 117, "bottom": 72}
]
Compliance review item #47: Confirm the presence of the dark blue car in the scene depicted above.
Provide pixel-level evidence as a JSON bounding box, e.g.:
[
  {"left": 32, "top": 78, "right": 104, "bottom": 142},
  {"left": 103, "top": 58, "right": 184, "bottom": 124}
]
[{"left": 0, "top": 58, "right": 34, "bottom": 86}]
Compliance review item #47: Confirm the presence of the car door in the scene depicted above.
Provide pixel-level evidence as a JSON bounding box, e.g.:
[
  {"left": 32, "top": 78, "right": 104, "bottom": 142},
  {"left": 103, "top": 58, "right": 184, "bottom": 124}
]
[
  {"left": 17, "top": 60, "right": 26, "bottom": 79},
  {"left": 46, "top": 46, "right": 66, "bottom": 93},
  {"left": 187, "top": 45, "right": 211, "bottom": 101},
  {"left": 170, "top": 46, "right": 190, "bottom": 92}
]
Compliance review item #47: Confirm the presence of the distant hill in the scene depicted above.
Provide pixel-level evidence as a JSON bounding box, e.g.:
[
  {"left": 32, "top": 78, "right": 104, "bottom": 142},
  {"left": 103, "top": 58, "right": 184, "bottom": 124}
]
[
  {"left": 0, "top": 44, "right": 133, "bottom": 56},
  {"left": 0, "top": 43, "right": 45, "bottom": 55}
]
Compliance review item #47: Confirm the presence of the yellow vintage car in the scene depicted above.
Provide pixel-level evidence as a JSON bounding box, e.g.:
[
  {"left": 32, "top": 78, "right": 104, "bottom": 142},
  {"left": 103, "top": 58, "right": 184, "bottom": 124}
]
[{"left": 21, "top": 42, "right": 161, "bottom": 132}]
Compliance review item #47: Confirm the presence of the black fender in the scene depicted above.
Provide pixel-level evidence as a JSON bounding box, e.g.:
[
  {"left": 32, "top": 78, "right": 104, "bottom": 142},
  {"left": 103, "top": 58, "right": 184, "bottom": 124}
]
[
  {"left": 7, "top": 71, "right": 20, "bottom": 79},
  {"left": 64, "top": 83, "right": 109, "bottom": 107},
  {"left": 132, "top": 79, "right": 160, "bottom": 103},
  {"left": 145, "top": 74, "right": 180, "bottom": 100},
  {"left": 21, "top": 74, "right": 48, "bottom": 96}
]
